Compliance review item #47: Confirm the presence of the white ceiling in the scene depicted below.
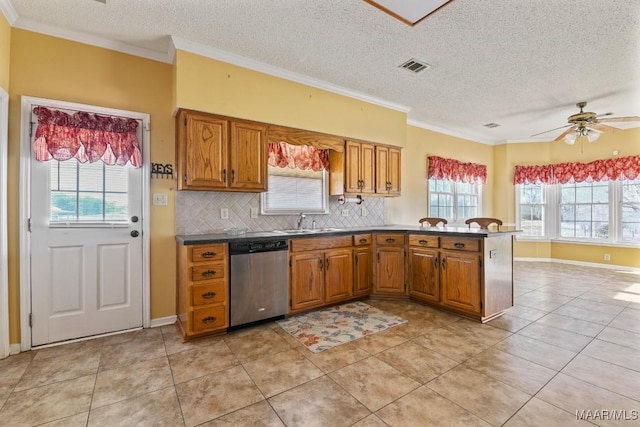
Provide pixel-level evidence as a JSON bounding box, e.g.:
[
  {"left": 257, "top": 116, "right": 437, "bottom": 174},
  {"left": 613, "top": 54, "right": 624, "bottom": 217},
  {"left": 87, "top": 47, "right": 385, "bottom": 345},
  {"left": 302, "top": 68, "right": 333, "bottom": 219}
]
[{"left": 3, "top": 0, "right": 640, "bottom": 144}]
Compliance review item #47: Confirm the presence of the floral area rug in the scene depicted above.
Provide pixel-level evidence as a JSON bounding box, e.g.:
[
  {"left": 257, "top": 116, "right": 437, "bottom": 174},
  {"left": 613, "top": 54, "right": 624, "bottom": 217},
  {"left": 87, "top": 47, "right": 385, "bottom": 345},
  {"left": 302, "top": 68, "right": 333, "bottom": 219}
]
[{"left": 276, "top": 301, "right": 407, "bottom": 353}]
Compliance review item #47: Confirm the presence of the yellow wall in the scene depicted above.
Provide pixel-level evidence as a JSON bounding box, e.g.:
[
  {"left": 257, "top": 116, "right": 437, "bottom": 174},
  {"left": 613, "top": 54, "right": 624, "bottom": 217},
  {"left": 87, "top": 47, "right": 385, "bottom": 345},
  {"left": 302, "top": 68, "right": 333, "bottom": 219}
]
[
  {"left": 388, "top": 125, "right": 494, "bottom": 225},
  {"left": 494, "top": 129, "right": 640, "bottom": 268},
  {"left": 173, "top": 50, "right": 407, "bottom": 146},
  {"left": 0, "top": 13, "right": 10, "bottom": 90},
  {"left": 7, "top": 30, "right": 175, "bottom": 343}
]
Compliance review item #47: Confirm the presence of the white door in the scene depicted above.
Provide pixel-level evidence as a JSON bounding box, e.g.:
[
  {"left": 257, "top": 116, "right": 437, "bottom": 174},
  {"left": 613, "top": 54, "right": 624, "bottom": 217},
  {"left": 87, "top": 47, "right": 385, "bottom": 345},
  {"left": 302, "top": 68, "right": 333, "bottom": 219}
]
[{"left": 30, "top": 122, "right": 144, "bottom": 346}]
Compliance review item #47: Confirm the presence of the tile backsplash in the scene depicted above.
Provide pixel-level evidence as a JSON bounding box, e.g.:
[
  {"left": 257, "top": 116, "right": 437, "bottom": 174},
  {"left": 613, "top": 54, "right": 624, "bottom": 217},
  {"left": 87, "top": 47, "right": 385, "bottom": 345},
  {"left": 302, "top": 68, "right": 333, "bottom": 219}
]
[{"left": 176, "top": 191, "right": 386, "bottom": 235}]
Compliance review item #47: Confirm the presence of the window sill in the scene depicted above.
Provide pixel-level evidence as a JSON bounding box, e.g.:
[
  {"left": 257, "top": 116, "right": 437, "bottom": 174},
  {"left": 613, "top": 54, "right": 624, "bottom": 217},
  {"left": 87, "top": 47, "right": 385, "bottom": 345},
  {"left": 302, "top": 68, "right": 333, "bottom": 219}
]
[{"left": 551, "top": 239, "right": 640, "bottom": 249}]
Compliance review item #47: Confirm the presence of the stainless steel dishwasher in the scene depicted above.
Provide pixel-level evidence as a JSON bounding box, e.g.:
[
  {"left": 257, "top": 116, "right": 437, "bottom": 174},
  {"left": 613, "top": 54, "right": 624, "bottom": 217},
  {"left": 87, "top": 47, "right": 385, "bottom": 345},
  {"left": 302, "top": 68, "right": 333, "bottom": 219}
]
[{"left": 229, "top": 239, "right": 289, "bottom": 328}]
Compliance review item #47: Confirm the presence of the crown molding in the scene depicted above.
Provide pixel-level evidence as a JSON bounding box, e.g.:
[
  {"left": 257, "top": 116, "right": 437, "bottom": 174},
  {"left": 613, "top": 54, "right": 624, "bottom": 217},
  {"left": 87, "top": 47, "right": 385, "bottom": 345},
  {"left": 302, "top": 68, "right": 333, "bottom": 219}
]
[
  {"left": 0, "top": 0, "right": 17, "bottom": 24},
  {"left": 407, "top": 118, "right": 498, "bottom": 145},
  {"left": 171, "top": 36, "right": 411, "bottom": 114},
  {"left": 12, "top": 17, "right": 173, "bottom": 64}
]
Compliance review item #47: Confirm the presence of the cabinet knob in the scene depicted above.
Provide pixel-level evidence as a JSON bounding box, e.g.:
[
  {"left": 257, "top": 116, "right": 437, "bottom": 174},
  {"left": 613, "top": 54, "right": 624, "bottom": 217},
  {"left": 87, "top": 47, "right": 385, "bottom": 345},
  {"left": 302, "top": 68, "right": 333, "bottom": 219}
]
[
  {"left": 201, "top": 251, "right": 216, "bottom": 258},
  {"left": 454, "top": 242, "right": 465, "bottom": 248},
  {"left": 201, "top": 291, "right": 217, "bottom": 299},
  {"left": 202, "top": 270, "right": 217, "bottom": 278},
  {"left": 223, "top": 169, "right": 227, "bottom": 183},
  {"left": 419, "top": 239, "right": 428, "bottom": 245},
  {"left": 442, "top": 257, "right": 446, "bottom": 269},
  {"left": 385, "top": 238, "right": 395, "bottom": 243},
  {"left": 201, "top": 316, "right": 217, "bottom": 324},
  {"left": 434, "top": 257, "right": 439, "bottom": 269},
  {"left": 231, "top": 169, "right": 235, "bottom": 183}
]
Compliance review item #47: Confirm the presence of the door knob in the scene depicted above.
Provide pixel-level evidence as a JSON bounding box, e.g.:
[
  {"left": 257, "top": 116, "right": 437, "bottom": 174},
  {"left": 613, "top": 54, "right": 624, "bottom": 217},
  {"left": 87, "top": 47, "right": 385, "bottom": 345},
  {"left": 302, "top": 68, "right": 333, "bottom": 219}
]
[
  {"left": 131, "top": 216, "right": 139, "bottom": 223},
  {"left": 131, "top": 230, "right": 140, "bottom": 237}
]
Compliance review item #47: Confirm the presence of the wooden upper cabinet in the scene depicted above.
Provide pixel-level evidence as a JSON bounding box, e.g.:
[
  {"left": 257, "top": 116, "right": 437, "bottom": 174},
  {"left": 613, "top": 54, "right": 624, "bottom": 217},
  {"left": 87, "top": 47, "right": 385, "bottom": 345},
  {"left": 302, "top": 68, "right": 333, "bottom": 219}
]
[
  {"left": 176, "top": 109, "right": 267, "bottom": 192},
  {"left": 345, "top": 140, "right": 375, "bottom": 194},
  {"left": 180, "top": 111, "right": 228, "bottom": 190},
  {"left": 375, "top": 145, "right": 401, "bottom": 196},
  {"left": 229, "top": 121, "right": 267, "bottom": 190}
]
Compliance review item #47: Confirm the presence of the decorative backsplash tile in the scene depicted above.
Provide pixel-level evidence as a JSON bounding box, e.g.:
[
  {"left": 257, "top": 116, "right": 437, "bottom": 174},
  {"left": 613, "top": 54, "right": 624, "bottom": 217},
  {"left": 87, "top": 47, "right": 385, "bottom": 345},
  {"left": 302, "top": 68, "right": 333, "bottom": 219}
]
[{"left": 176, "top": 191, "right": 387, "bottom": 235}]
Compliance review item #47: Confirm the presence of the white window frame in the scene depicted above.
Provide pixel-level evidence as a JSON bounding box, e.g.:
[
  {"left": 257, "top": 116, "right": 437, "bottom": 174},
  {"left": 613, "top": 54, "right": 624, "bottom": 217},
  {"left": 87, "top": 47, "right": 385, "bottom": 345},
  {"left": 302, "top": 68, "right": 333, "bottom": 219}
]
[
  {"left": 515, "top": 183, "right": 547, "bottom": 239},
  {"left": 516, "top": 180, "right": 640, "bottom": 247},
  {"left": 261, "top": 166, "right": 329, "bottom": 215},
  {"left": 428, "top": 178, "right": 482, "bottom": 225}
]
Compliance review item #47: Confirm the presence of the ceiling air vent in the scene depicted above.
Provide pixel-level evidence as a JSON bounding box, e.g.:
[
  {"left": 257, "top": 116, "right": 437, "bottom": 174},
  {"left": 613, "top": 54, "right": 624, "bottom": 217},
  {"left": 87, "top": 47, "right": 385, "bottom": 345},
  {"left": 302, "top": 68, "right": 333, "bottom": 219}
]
[
  {"left": 483, "top": 122, "right": 500, "bottom": 128},
  {"left": 399, "top": 58, "right": 431, "bottom": 73}
]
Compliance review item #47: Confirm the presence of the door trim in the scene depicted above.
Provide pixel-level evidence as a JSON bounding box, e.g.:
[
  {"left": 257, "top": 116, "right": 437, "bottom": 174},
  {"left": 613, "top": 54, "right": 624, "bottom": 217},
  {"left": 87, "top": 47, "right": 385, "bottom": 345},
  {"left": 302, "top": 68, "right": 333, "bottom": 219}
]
[
  {"left": 0, "top": 87, "right": 8, "bottom": 359},
  {"left": 19, "top": 96, "right": 151, "bottom": 351}
]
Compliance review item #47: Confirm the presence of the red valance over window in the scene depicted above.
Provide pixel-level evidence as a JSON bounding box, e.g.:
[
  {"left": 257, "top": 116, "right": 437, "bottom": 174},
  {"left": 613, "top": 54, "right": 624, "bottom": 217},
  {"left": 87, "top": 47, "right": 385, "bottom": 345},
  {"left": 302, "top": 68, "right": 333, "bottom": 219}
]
[
  {"left": 513, "top": 164, "right": 554, "bottom": 185},
  {"left": 268, "top": 141, "right": 329, "bottom": 171},
  {"left": 428, "top": 155, "right": 487, "bottom": 184},
  {"left": 32, "top": 106, "right": 142, "bottom": 168},
  {"left": 514, "top": 155, "right": 640, "bottom": 185}
]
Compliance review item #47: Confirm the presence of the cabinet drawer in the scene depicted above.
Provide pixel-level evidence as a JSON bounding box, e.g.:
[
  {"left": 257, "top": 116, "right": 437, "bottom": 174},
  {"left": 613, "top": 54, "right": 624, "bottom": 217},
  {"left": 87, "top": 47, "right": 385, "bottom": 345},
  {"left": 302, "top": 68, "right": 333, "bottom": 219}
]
[
  {"left": 375, "top": 233, "right": 405, "bottom": 246},
  {"left": 290, "top": 235, "right": 352, "bottom": 252},
  {"left": 191, "top": 281, "right": 227, "bottom": 306},
  {"left": 440, "top": 237, "right": 481, "bottom": 252},
  {"left": 191, "top": 244, "right": 227, "bottom": 263},
  {"left": 353, "top": 234, "right": 372, "bottom": 246},
  {"left": 191, "top": 262, "right": 226, "bottom": 281},
  {"left": 409, "top": 235, "right": 439, "bottom": 248},
  {"left": 191, "top": 305, "right": 226, "bottom": 332}
]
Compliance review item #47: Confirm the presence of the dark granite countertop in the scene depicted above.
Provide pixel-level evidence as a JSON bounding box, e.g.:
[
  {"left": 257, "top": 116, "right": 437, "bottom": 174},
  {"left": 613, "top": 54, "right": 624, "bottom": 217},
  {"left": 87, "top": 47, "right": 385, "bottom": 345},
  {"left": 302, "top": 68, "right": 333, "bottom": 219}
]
[{"left": 176, "top": 225, "right": 519, "bottom": 245}]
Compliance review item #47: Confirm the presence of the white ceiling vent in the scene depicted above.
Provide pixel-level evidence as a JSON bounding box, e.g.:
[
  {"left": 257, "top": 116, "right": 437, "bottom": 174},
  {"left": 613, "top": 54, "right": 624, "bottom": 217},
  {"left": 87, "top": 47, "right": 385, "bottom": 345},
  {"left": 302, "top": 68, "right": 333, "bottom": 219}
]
[
  {"left": 483, "top": 122, "right": 501, "bottom": 129},
  {"left": 399, "top": 58, "right": 431, "bottom": 74}
]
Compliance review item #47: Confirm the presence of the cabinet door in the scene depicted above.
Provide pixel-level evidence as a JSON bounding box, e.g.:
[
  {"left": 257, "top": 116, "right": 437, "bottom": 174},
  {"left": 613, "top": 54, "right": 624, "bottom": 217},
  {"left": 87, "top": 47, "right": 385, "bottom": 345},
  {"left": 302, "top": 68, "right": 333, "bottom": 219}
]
[
  {"left": 345, "top": 140, "right": 362, "bottom": 193},
  {"left": 441, "top": 251, "right": 481, "bottom": 314},
  {"left": 290, "top": 252, "right": 324, "bottom": 311},
  {"left": 387, "top": 147, "right": 401, "bottom": 195},
  {"left": 324, "top": 248, "right": 354, "bottom": 303},
  {"left": 408, "top": 247, "right": 439, "bottom": 302},
  {"left": 229, "top": 121, "right": 267, "bottom": 191},
  {"left": 375, "top": 247, "right": 405, "bottom": 294},
  {"left": 354, "top": 247, "right": 372, "bottom": 296},
  {"left": 375, "top": 145, "right": 389, "bottom": 194},
  {"left": 183, "top": 113, "right": 228, "bottom": 189},
  {"left": 360, "top": 143, "right": 375, "bottom": 194}
]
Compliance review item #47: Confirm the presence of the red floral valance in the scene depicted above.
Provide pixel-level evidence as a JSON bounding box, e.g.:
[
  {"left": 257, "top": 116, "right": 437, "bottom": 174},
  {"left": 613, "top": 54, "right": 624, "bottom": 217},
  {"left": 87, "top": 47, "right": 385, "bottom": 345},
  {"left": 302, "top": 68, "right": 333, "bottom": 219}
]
[
  {"left": 268, "top": 141, "right": 329, "bottom": 171},
  {"left": 428, "top": 156, "right": 487, "bottom": 184},
  {"left": 513, "top": 156, "right": 640, "bottom": 185},
  {"left": 32, "top": 106, "right": 142, "bottom": 168}
]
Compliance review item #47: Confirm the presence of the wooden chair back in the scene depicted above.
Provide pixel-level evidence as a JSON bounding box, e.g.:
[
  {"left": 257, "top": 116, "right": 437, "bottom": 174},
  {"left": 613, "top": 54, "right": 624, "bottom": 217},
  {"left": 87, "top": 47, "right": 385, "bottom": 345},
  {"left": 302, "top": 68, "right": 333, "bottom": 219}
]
[
  {"left": 465, "top": 217, "right": 503, "bottom": 230},
  {"left": 418, "top": 217, "right": 448, "bottom": 227}
]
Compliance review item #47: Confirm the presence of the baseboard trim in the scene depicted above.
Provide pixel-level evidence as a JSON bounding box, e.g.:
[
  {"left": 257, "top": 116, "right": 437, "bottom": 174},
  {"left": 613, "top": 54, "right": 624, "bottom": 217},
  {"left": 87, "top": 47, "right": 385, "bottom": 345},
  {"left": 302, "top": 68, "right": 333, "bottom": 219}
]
[
  {"left": 150, "top": 315, "right": 177, "bottom": 328},
  {"left": 515, "top": 257, "right": 640, "bottom": 273}
]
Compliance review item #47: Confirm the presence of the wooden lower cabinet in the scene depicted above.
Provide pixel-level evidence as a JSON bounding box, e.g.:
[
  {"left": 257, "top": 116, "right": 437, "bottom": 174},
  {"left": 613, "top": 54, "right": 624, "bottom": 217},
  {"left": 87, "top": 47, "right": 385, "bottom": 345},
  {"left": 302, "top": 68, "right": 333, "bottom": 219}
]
[
  {"left": 408, "top": 247, "right": 440, "bottom": 303},
  {"left": 354, "top": 247, "right": 372, "bottom": 296},
  {"left": 440, "top": 250, "right": 481, "bottom": 313},
  {"left": 373, "top": 233, "right": 406, "bottom": 297},
  {"left": 290, "top": 252, "right": 325, "bottom": 311},
  {"left": 176, "top": 242, "right": 229, "bottom": 340}
]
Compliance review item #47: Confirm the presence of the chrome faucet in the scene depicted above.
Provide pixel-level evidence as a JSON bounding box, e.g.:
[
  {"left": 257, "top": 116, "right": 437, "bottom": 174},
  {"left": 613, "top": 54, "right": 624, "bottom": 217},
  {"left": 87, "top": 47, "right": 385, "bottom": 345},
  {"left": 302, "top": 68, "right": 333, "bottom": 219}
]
[{"left": 297, "top": 212, "right": 306, "bottom": 230}]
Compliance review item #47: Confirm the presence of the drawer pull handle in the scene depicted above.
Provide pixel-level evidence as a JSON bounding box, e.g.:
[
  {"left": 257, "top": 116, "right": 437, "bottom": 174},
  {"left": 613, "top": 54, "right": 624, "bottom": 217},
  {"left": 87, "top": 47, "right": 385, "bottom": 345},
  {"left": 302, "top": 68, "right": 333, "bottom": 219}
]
[
  {"left": 419, "top": 239, "right": 428, "bottom": 245},
  {"left": 202, "top": 316, "right": 217, "bottom": 324},
  {"left": 201, "top": 251, "right": 216, "bottom": 258},
  {"left": 201, "top": 270, "right": 217, "bottom": 278},
  {"left": 202, "top": 291, "right": 217, "bottom": 299},
  {"left": 454, "top": 242, "right": 465, "bottom": 248},
  {"left": 359, "top": 238, "right": 367, "bottom": 244},
  {"left": 385, "top": 238, "right": 395, "bottom": 243}
]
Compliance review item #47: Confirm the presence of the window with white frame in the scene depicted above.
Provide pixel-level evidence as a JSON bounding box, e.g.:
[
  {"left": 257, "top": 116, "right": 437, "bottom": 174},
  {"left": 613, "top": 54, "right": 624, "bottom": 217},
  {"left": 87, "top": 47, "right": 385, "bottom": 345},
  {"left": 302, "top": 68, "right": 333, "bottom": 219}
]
[
  {"left": 428, "top": 178, "right": 480, "bottom": 222},
  {"left": 560, "top": 181, "right": 609, "bottom": 239},
  {"left": 621, "top": 178, "right": 640, "bottom": 241},
  {"left": 518, "top": 183, "right": 545, "bottom": 237},
  {"left": 261, "top": 165, "right": 328, "bottom": 214}
]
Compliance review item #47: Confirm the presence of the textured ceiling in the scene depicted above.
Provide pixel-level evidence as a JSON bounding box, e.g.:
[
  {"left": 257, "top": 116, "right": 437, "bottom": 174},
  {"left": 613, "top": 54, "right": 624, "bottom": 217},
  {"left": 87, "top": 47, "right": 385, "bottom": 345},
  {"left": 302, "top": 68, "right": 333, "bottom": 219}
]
[{"left": 4, "top": 0, "right": 640, "bottom": 144}]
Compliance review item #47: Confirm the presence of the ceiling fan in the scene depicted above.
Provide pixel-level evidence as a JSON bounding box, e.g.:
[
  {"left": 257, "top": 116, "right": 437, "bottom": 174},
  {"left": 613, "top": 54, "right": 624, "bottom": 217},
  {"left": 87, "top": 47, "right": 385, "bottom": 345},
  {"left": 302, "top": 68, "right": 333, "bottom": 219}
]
[{"left": 531, "top": 101, "right": 640, "bottom": 145}]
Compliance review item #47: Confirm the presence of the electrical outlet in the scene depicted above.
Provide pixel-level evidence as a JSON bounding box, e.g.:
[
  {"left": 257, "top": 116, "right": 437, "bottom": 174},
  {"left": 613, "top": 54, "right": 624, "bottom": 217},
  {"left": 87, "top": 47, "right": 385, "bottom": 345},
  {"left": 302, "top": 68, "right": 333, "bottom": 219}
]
[
  {"left": 360, "top": 207, "right": 368, "bottom": 217},
  {"left": 341, "top": 209, "right": 349, "bottom": 217},
  {"left": 152, "top": 193, "right": 168, "bottom": 206},
  {"left": 250, "top": 207, "right": 258, "bottom": 218},
  {"left": 220, "top": 208, "right": 229, "bottom": 219},
  {"left": 604, "top": 253, "right": 611, "bottom": 261}
]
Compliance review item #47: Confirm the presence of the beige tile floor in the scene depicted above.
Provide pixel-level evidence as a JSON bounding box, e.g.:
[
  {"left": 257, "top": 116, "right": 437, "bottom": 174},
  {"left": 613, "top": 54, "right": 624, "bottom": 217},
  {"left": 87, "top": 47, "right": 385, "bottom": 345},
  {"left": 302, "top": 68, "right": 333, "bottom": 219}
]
[{"left": 1, "top": 261, "right": 639, "bottom": 426}]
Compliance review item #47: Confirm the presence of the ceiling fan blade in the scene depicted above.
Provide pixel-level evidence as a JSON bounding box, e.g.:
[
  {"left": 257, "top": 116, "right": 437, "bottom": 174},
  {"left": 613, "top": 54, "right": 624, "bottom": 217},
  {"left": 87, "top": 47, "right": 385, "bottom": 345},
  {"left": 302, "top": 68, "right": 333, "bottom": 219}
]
[
  {"left": 589, "top": 123, "right": 620, "bottom": 133},
  {"left": 598, "top": 116, "right": 640, "bottom": 123},
  {"left": 530, "top": 124, "right": 571, "bottom": 137},
  {"left": 554, "top": 126, "right": 576, "bottom": 142},
  {"left": 596, "top": 112, "right": 614, "bottom": 117}
]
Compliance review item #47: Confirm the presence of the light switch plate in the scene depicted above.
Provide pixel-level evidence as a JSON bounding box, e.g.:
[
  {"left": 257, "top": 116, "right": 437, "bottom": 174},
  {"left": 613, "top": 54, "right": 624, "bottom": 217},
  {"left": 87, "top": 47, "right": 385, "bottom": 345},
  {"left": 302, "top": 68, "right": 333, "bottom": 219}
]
[
  {"left": 360, "top": 207, "right": 368, "bottom": 217},
  {"left": 341, "top": 209, "right": 349, "bottom": 217},
  {"left": 152, "top": 193, "right": 168, "bottom": 206},
  {"left": 250, "top": 207, "right": 258, "bottom": 218},
  {"left": 220, "top": 208, "right": 229, "bottom": 219}
]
